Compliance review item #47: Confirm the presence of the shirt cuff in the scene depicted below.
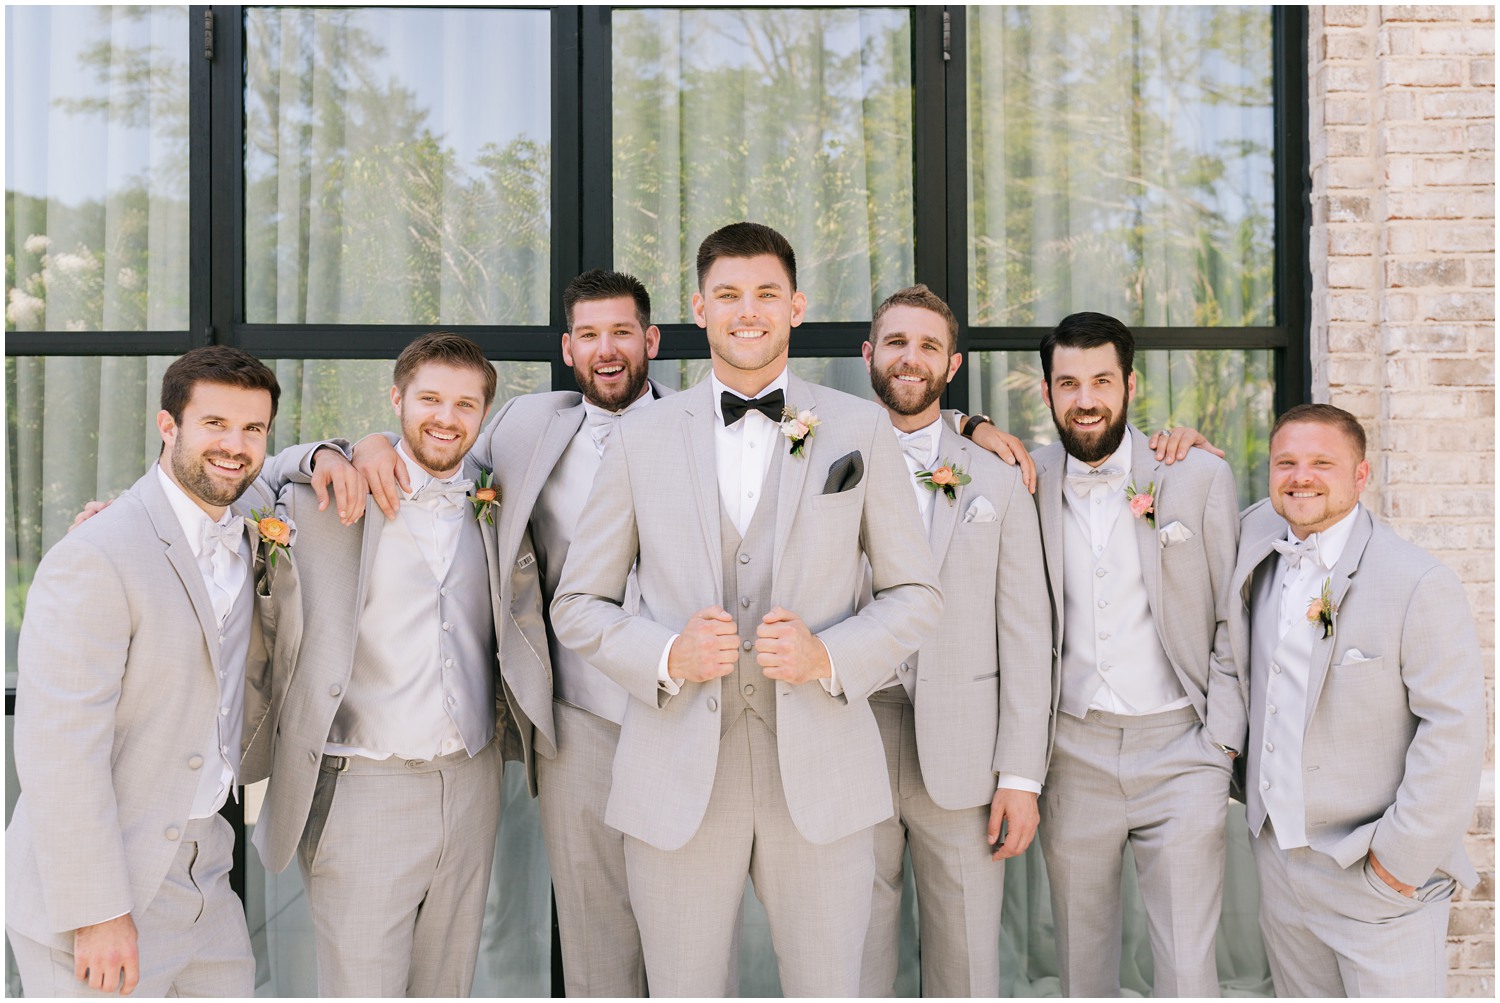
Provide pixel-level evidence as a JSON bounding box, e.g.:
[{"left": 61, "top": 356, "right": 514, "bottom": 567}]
[
  {"left": 997, "top": 773, "right": 1042, "bottom": 794},
  {"left": 816, "top": 638, "right": 842, "bottom": 696},
  {"left": 657, "top": 634, "right": 683, "bottom": 696}
]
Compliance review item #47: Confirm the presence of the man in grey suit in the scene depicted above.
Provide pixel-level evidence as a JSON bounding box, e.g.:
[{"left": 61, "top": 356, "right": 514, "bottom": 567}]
[
  {"left": 252, "top": 332, "right": 554, "bottom": 996},
  {"left": 1232, "top": 403, "right": 1484, "bottom": 997},
  {"left": 6, "top": 347, "right": 280, "bottom": 996},
  {"left": 1031, "top": 312, "right": 1245, "bottom": 996},
  {"left": 550, "top": 222, "right": 943, "bottom": 997},
  {"left": 351, "top": 269, "right": 672, "bottom": 996},
  {"left": 856, "top": 285, "right": 1051, "bottom": 997}
]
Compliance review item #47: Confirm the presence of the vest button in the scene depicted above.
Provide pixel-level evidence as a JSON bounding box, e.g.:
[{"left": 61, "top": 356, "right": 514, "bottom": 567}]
[
  {"left": 1265, "top": 742, "right": 1274, "bottom": 752},
  {"left": 329, "top": 685, "right": 341, "bottom": 697},
  {"left": 447, "top": 696, "right": 457, "bottom": 706},
  {"left": 1272, "top": 663, "right": 1282, "bottom": 674},
  {"left": 165, "top": 827, "right": 181, "bottom": 841},
  {"left": 1268, "top": 704, "right": 1277, "bottom": 714},
  {"left": 1095, "top": 568, "right": 1106, "bottom": 578},
  {"left": 739, "top": 554, "right": 751, "bottom": 564},
  {"left": 707, "top": 698, "right": 719, "bottom": 712},
  {"left": 441, "top": 588, "right": 450, "bottom": 597},
  {"left": 444, "top": 659, "right": 454, "bottom": 668},
  {"left": 188, "top": 755, "right": 204, "bottom": 770},
  {"left": 899, "top": 662, "right": 910, "bottom": 674},
  {"left": 742, "top": 640, "right": 753, "bottom": 651},
  {"left": 1096, "top": 599, "right": 1107, "bottom": 609},
  {"left": 1098, "top": 632, "right": 1109, "bottom": 641},
  {"left": 740, "top": 596, "right": 750, "bottom": 608},
  {"left": 1261, "top": 780, "right": 1271, "bottom": 790},
  {"left": 743, "top": 684, "right": 755, "bottom": 697},
  {"left": 442, "top": 621, "right": 452, "bottom": 631}
]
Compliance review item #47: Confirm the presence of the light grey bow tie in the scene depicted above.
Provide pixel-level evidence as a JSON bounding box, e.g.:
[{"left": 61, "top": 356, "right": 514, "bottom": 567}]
[
  {"left": 409, "top": 478, "right": 474, "bottom": 510},
  {"left": 1066, "top": 466, "right": 1126, "bottom": 496},
  {"left": 1271, "top": 535, "right": 1322, "bottom": 570},
  {"left": 201, "top": 518, "right": 243, "bottom": 557},
  {"left": 587, "top": 411, "right": 622, "bottom": 458},
  {"left": 896, "top": 428, "right": 935, "bottom": 469}
]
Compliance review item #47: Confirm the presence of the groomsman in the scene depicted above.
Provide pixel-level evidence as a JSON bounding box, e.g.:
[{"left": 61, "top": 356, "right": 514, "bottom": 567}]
[
  {"left": 6, "top": 347, "right": 280, "bottom": 996},
  {"left": 857, "top": 285, "right": 1051, "bottom": 997},
  {"left": 1232, "top": 404, "right": 1483, "bottom": 997},
  {"left": 351, "top": 269, "right": 672, "bottom": 996},
  {"left": 251, "top": 333, "right": 553, "bottom": 996},
  {"left": 550, "top": 222, "right": 942, "bottom": 996},
  {"left": 1031, "top": 312, "right": 1245, "bottom": 996}
]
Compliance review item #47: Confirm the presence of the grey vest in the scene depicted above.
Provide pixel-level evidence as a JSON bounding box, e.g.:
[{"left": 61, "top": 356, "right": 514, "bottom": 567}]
[
  {"left": 332, "top": 511, "right": 496, "bottom": 757},
  {"left": 717, "top": 455, "right": 782, "bottom": 736},
  {"left": 190, "top": 564, "right": 254, "bottom": 816},
  {"left": 1059, "top": 497, "right": 1183, "bottom": 717}
]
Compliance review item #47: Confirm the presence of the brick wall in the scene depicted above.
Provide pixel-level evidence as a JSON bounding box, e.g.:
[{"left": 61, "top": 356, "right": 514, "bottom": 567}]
[{"left": 1309, "top": 5, "right": 1495, "bottom": 995}]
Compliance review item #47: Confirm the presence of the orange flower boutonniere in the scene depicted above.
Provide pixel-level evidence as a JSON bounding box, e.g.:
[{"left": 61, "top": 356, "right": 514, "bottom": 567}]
[{"left": 471, "top": 469, "right": 500, "bottom": 525}]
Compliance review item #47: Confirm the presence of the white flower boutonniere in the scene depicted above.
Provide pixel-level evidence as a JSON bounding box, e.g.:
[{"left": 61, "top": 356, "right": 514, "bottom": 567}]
[{"left": 779, "top": 406, "right": 821, "bottom": 457}]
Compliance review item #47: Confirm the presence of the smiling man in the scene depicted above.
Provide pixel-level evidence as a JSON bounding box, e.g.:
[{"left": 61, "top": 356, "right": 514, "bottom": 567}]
[
  {"left": 1230, "top": 404, "right": 1483, "bottom": 998},
  {"left": 857, "top": 286, "right": 1050, "bottom": 997},
  {"left": 1030, "top": 311, "right": 1245, "bottom": 997},
  {"left": 249, "top": 332, "right": 522, "bottom": 997},
  {"left": 6, "top": 347, "right": 280, "bottom": 997},
  {"left": 550, "top": 223, "right": 942, "bottom": 996}
]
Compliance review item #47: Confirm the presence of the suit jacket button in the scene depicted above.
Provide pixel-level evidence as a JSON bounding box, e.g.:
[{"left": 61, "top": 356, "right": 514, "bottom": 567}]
[
  {"left": 899, "top": 663, "right": 909, "bottom": 673},
  {"left": 707, "top": 698, "right": 719, "bottom": 712},
  {"left": 187, "top": 755, "right": 204, "bottom": 770},
  {"left": 329, "top": 684, "right": 341, "bottom": 697},
  {"left": 165, "top": 827, "right": 181, "bottom": 841}
]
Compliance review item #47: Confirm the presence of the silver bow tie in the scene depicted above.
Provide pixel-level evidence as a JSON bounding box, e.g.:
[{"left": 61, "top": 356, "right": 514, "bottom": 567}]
[
  {"left": 201, "top": 518, "right": 243, "bottom": 555},
  {"left": 409, "top": 478, "right": 474, "bottom": 509},
  {"left": 587, "top": 411, "right": 622, "bottom": 458},
  {"left": 1066, "top": 466, "right": 1126, "bottom": 496},
  {"left": 1271, "top": 535, "right": 1322, "bottom": 570},
  {"left": 896, "top": 428, "right": 935, "bottom": 468}
]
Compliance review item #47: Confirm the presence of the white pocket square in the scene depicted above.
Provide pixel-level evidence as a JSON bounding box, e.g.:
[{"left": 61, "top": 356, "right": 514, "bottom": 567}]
[
  {"left": 963, "top": 496, "right": 997, "bottom": 523},
  {"left": 1158, "top": 520, "right": 1194, "bottom": 546},
  {"left": 1342, "top": 648, "right": 1372, "bottom": 662}
]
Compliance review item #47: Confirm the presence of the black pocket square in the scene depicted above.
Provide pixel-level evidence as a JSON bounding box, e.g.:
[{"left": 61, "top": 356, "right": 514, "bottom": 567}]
[{"left": 822, "top": 450, "right": 864, "bottom": 494}]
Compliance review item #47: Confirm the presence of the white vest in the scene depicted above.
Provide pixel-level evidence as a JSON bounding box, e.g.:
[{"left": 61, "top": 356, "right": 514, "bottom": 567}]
[
  {"left": 1059, "top": 499, "right": 1184, "bottom": 717},
  {"left": 1254, "top": 562, "right": 1316, "bottom": 848}
]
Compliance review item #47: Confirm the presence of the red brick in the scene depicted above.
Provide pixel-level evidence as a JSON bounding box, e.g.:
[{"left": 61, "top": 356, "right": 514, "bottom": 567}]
[
  {"left": 1326, "top": 64, "right": 1373, "bottom": 92},
  {"left": 1383, "top": 89, "right": 1421, "bottom": 121},
  {"left": 1329, "top": 291, "right": 1378, "bottom": 320},
  {"left": 1474, "top": 258, "right": 1495, "bottom": 287},
  {"left": 1467, "top": 121, "right": 1495, "bottom": 152},
  {"left": 1327, "top": 96, "right": 1373, "bottom": 125},
  {"left": 1327, "top": 324, "right": 1379, "bottom": 353},
  {"left": 1385, "top": 290, "right": 1420, "bottom": 321},
  {"left": 1329, "top": 258, "right": 1377, "bottom": 287},
  {"left": 1383, "top": 224, "right": 1427, "bottom": 255}
]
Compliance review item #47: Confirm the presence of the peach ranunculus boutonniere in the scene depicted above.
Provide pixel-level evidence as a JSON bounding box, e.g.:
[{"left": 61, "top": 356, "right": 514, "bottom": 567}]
[
  {"left": 916, "top": 460, "right": 972, "bottom": 505},
  {"left": 1126, "top": 480, "right": 1156, "bottom": 527},
  {"left": 248, "top": 509, "right": 294, "bottom": 568},
  {"left": 1307, "top": 577, "right": 1338, "bottom": 639},
  {"left": 779, "top": 406, "right": 821, "bottom": 457},
  {"left": 471, "top": 469, "right": 500, "bottom": 525}
]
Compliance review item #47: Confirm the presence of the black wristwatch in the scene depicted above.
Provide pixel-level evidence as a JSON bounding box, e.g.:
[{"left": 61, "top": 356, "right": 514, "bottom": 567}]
[{"left": 960, "top": 413, "right": 993, "bottom": 439}]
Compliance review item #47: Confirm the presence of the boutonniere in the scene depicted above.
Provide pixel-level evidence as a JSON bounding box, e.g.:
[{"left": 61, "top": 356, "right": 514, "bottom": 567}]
[
  {"left": 1306, "top": 578, "right": 1338, "bottom": 639},
  {"left": 471, "top": 469, "right": 499, "bottom": 525},
  {"left": 779, "top": 406, "right": 821, "bottom": 457},
  {"left": 248, "top": 509, "right": 294, "bottom": 568},
  {"left": 1126, "top": 480, "right": 1156, "bottom": 527},
  {"left": 916, "top": 460, "right": 972, "bottom": 505}
]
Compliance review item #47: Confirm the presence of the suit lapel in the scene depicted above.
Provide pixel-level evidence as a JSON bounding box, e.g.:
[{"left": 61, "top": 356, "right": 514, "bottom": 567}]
[
  {"left": 500, "top": 401, "right": 584, "bottom": 575},
  {"left": 1304, "top": 507, "right": 1373, "bottom": 729},
  {"left": 352, "top": 493, "right": 386, "bottom": 651},
  {"left": 681, "top": 381, "right": 724, "bottom": 592},
  {"left": 141, "top": 467, "right": 224, "bottom": 678},
  {"left": 1035, "top": 447, "right": 1068, "bottom": 632},
  {"left": 1128, "top": 426, "right": 1165, "bottom": 622},
  {"left": 772, "top": 374, "right": 815, "bottom": 583},
  {"left": 927, "top": 428, "right": 967, "bottom": 562}
]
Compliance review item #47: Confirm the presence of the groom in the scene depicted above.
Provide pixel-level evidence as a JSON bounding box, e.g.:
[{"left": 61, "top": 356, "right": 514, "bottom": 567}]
[{"left": 550, "top": 221, "right": 942, "bottom": 997}]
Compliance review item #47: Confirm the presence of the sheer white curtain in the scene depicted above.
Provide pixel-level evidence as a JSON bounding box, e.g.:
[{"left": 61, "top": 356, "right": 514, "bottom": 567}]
[
  {"left": 613, "top": 7, "right": 914, "bottom": 323},
  {"left": 243, "top": 7, "right": 552, "bottom": 327}
]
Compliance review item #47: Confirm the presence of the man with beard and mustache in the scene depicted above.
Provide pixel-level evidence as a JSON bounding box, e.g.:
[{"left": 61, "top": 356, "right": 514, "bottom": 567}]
[
  {"left": 856, "top": 286, "right": 1051, "bottom": 996},
  {"left": 347, "top": 270, "right": 675, "bottom": 997},
  {"left": 248, "top": 332, "right": 537, "bottom": 996},
  {"left": 7, "top": 347, "right": 280, "bottom": 996},
  {"left": 1030, "top": 311, "right": 1245, "bottom": 997}
]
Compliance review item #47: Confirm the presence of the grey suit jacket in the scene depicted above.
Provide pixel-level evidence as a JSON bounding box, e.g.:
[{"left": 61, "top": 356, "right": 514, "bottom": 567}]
[
  {"left": 550, "top": 373, "right": 943, "bottom": 850},
  {"left": 251, "top": 449, "right": 553, "bottom": 874},
  {"left": 6, "top": 467, "right": 275, "bottom": 944},
  {"left": 1233, "top": 501, "right": 1484, "bottom": 887},
  {"left": 1033, "top": 425, "right": 1246, "bottom": 761},
  {"left": 885, "top": 425, "right": 1051, "bottom": 809}
]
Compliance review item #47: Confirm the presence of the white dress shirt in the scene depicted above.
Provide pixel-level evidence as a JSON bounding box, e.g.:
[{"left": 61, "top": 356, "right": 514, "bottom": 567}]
[
  {"left": 1261, "top": 503, "right": 1361, "bottom": 850},
  {"left": 155, "top": 465, "right": 248, "bottom": 818}
]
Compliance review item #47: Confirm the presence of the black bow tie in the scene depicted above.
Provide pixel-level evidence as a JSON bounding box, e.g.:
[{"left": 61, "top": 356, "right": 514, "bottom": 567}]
[{"left": 721, "top": 388, "right": 785, "bottom": 427}]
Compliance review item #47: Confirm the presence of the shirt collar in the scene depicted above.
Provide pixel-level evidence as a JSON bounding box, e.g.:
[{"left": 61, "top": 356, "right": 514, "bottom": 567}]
[
  {"left": 583, "top": 383, "right": 655, "bottom": 424},
  {"left": 710, "top": 369, "right": 790, "bottom": 424},
  {"left": 1287, "top": 502, "right": 1362, "bottom": 572},
  {"left": 1063, "top": 431, "right": 1133, "bottom": 488},
  {"left": 156, "top": 463, "right": 237, "bottom": 558}
]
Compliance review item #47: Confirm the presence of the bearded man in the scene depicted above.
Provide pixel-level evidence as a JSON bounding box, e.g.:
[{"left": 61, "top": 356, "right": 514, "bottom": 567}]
[{"left": 1029, "top": 311, "right": 1246, "bottom": 997}]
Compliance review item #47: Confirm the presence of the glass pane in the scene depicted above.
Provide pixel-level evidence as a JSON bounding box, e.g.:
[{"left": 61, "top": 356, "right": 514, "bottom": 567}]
[
  {"left": 614, "top": 8, "right": 914, "bottom": 323},
  {"left": 244, "top": 8, "right": 552, "bottom": 325},
  {"left": 970, "top": 348, "right": 1273, "bottom": 506},
  {"left": 5, "top": 6, "right": 190, "bottom": 333},
  {"left": 967, "top": 7, "right": 1275, "bottom": 328}
]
